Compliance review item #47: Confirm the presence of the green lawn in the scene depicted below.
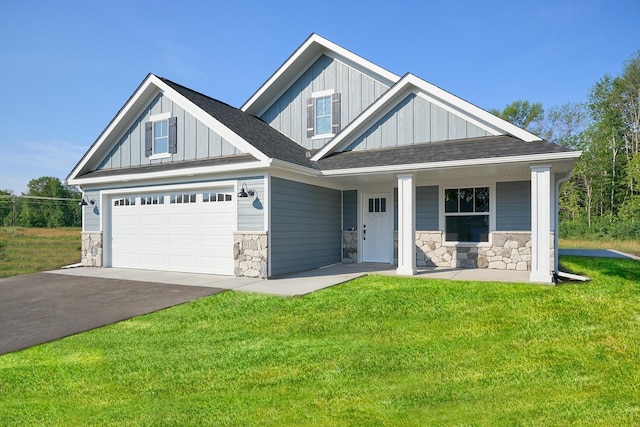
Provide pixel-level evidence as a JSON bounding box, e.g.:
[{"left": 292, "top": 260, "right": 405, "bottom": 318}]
[
  {"left": 0, "top": 227, "right": 81, "bottom": 278},
  {"left": 0, "top": 256, "right": 638, "bottom": 426}
]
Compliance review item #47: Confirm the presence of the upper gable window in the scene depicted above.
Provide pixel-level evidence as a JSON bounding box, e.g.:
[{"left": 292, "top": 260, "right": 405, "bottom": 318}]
[
  {"left": 307, "top": 90, "right": 341, "bottom": 138},
  {"left": 145, "top": 113, "right": 177, "bottom": 158}
]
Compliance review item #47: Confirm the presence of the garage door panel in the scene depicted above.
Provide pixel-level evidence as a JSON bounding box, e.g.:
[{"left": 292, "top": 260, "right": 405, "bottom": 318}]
[{"left": 111, "top": 191, "right": 235, "bottom": 275}]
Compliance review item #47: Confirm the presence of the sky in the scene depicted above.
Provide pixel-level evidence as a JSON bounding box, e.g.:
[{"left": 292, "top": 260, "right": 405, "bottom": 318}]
[{"left": 1, "top": 0, "right": 638, "bottom": 194}]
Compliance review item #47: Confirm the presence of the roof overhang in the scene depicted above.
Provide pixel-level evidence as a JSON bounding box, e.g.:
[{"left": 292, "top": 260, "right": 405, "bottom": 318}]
[{"left": 241, "top": 33, "right": 401, "bottom": 117}]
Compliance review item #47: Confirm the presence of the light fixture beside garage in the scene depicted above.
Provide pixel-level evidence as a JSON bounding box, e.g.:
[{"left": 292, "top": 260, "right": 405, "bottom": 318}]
[
  {"left": 79, "top": 197, "right": 95, "bottom": 206},
  {"left": 237, "top": 183, "right": 257, "bottom": 198}
]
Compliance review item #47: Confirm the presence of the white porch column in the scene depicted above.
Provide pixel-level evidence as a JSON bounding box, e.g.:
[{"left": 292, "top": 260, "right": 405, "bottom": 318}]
[
  {"left": 397, "top": 173, "right": 417, "bottom": 275},
  {"left": 530, "top": 165, "right": 553, "bottom": 283}
]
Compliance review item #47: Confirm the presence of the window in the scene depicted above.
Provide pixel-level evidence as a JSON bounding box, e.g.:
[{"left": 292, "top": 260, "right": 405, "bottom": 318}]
[
  {"left": 368, "top": 197, "right": 386, "bottom": 213},
  {"left": 444, "top": 187, "right": 489, "bottom": 242},
  {"left": 170, "top": 193, "right": 197, "bottom": 204},
  {"left": 153, "top": 120, "right": 168, "bottom": 154},
  {"left": 114, "top": 197, "right": 136, "bottom": 206},
  {"left": 203, "top": 192, "right": 233, "bottom": 202},
  {"left": 315, "top": 96, "right": 332, "bottom": 135},
  {"left": 307, "top": 92, "right": 341, "bottom": 138},
  {"left": 145, "top": 116, "right": 177, "bottom": 157},
  {"left": 141, "top": 195, "right": 164, "bottom": 205}
]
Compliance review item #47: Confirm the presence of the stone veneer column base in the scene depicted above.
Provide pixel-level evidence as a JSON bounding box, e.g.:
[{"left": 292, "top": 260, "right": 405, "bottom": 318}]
[
  {"left": 81, "top": 232, "right": 103, "bottom": 267},
  {"left": 234, "top": 232, "right": 268, "bottom": 278},
  {"left": 342, "top": 231, "right": 358, "bottom": 263}
]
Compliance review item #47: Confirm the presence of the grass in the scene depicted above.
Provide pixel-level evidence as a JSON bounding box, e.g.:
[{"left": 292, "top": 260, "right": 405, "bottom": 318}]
[
  {"left": 560, "top": 237, "right": 640, "bottom": 256},
  {"left": 0, "top": 227, "right": 81, "bottom": 278},
  {"left": 0, "top": 256, "right": 638, "bottom": 426}
]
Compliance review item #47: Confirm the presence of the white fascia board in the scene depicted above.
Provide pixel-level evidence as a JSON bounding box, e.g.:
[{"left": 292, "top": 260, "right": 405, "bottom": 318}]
[
  {"left": 267, "top": 158, "right": 322, "bottom": 177},
  {"left": 67, "top": 160, "right": 269, "bottom": 186},
  {"left": 318, "top": 151, "right": 582, "bottom": 177},
  {"left": 241, "top": 33, "right": 400, "bottom": 116},
  {"left": 311, "top": 73, "right": 543, "bottom": 161},
  {"left": 68, "top": 74, "right": 158, "bottom": 181},
  {"left": 153, "top": 76, "right": 270, "bottom": 163}
]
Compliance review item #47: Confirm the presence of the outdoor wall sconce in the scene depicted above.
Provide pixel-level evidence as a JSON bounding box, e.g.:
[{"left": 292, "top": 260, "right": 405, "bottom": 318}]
[
  {"left": 79, "top": 197, "right": 95, "bottom": 206},
  {"left": 237, "top": 183, "right": 256, "bottom": 198}
]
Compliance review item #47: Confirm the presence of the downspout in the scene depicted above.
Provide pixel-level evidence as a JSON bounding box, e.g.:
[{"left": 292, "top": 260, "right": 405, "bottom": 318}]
[{"left": 554, "top": 171, "right": 573, "bottom": 275}]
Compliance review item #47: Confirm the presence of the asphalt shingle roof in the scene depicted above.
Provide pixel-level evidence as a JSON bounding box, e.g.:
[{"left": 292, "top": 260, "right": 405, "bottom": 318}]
[
  {"left": 315, "top": 136, "right": 574, "bottom": 170},
  {"left": 160, "top": 77, "right": 314, "bottom": 168}
]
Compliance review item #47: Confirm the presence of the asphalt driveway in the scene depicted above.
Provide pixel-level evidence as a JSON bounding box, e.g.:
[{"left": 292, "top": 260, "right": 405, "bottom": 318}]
[{"left": 0, "top": 272, "right": 224, "bottom": 355}]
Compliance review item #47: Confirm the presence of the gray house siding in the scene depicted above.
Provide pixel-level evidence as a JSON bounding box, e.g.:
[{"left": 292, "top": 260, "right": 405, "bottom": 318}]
[
  {"left": 270, "top": 177, "right": 341, "bottom": 276},
  {"left": 393, "top": 185, "right": 438, "bottom": 231},
  {"left": 345, "top": 93, "right": 490, "bottom": 151},
  {"left": 237, "top": 176, "right": 265, "bottom": 231},
  {"left": 261, "top": 54, "right": 390, "bottom": 150},
  {"left": 98, "top": 93, "right": 239, "bottom": 170},
  {"left": 496, "top": 181, "right": 531, "bottom": 231},
  {"left": 342, "top": 190, "right": 357, "bottom": 231},
  {"left": 82, "top": 190, "right": 101, "bottom": 232},
  {"left": 416, "top": 186, "right": 439, "bottom": 230}
]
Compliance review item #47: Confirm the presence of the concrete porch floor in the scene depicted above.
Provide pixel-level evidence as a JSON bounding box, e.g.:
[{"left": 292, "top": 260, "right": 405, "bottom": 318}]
[{"left": 50, "top": 263, "right": 534, "bottom": 297}]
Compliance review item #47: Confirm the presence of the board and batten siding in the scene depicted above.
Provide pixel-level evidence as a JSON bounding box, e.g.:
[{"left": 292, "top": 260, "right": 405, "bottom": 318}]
[
  {"left": 82, "top": 190, "right": 101, "bottom": 232},
  {"left": 345, "top": 93, "right": 490, "bottom": 151},
  {"left": 98, "top": 93, "right": 239, "bottom": 170},
  {"left": 261, "top": 54, "right": 390, "bottom": 150},
  {"left": 495, "top": 181, "right": 531, "bottom": 231},
  {"left": 270, "top": 177, "right": 341, "bottom": 276},
  {"left": 237, "top": 176, "right": 265, "bottom": 231}
]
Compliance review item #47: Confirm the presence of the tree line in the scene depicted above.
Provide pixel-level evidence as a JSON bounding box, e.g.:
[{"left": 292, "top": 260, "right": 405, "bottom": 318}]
[
  {"left": 0, "top": 177, "right": 81, "bottom": 227},
  {"left": 491, "top": 50, "right": 640, "bottom": 240}
]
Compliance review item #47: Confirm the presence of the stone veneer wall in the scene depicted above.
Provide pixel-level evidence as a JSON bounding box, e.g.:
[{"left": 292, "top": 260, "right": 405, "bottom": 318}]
[
  {"left": 234, "top": 232, "right": 268, "bottom": 278},
  {"left": 415, "top": 231, "right": 555, "bottom": 271},
  {"left": 342, "top": 230, "right": 554, "bottom": 273},
  {"left": 81, "top": 232, "right": 103, "bottom": 267},
  {"left": 342, "top": 231, "right": 358, "bottom": 263}
]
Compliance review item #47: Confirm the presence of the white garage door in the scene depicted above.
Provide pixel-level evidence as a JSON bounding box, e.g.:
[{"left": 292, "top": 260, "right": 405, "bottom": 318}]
[{"left": 111, "top": 189, "right": 235, "bottom": 275}]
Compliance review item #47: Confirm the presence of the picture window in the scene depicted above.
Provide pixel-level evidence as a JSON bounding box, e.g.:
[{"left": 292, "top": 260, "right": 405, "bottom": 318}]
[{"left": 444, "top": 187, "right": 490, "bottom": 242}]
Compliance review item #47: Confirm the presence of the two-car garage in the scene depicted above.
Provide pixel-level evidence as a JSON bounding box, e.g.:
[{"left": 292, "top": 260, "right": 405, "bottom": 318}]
[{"left": 109, "top": 189, "right": 235, "bottom": 275}]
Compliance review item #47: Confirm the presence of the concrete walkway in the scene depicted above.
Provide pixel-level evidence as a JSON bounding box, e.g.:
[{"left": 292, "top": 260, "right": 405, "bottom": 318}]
[
  {"left": 559, "top": 248, "right": 640, "bottom": 261},
  {"left": 50, "top": 263, "right": 532, "bottom": 297}
]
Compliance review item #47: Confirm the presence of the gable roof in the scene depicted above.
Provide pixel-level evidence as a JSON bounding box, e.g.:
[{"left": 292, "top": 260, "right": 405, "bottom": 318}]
[
  {"left": 311, "top": 73, "right": 543, "bottom": 161},
  {"left": 68, "top": 74, "right": 318, "bottom": 184},
  {"left": 241, "top": 33, "right": 401, "bottom": 117}
]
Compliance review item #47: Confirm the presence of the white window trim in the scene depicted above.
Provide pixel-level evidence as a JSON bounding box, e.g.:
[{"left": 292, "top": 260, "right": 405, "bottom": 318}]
[
  {"left": 439, "top": 182, "right": 496, "bottom": 247},
  {"left": 149, "top": 112, "right": 171, "bottom": 121},
  {"left": 149, "top": 112, "right": 172, "bottom": 157},
  {"left": 311, "top": 90, "right": 335, "bottom": 139}
]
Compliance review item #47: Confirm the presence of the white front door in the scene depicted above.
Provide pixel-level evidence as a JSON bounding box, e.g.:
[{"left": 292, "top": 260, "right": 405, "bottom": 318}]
[{"left": 361, "top": 193, "right": 392, "bottom": 263}]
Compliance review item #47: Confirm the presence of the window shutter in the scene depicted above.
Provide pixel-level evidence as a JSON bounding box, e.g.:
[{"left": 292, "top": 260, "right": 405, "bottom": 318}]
[
  {"left": 144, "top": 122, "right": 153, "bottom": 157},
  {"left": 332, "top": 92, "right": 341, "bottom": 134},
  {"left": 168, "top": 117, "right": 178, "bottom": 154},
  {"left": 306, "top": 97, "right": 314, "bottom": 138}
]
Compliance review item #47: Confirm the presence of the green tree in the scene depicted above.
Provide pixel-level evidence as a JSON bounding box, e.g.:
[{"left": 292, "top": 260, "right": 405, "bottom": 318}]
[
  {"left": 18, "top": 177, "right": 81, "bottom": 227},
  {"left": 490, "top": 100, "right": 545, "bottom": 135}
]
